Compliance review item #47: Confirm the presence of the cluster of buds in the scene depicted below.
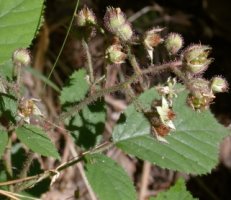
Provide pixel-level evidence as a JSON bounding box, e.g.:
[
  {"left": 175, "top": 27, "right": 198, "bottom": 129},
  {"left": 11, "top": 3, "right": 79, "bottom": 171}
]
[
  {"left": 104, "top": 7, "right": 133, "bottom": 42},
  {"left": 105, "top": 42, "right": 127, "bottom": 64},
  {"left": 178, "top": 44, "right": 229, "bottom": 110},
  {"left": 187, "top": 76, "right": 228, "bottom": 111}
]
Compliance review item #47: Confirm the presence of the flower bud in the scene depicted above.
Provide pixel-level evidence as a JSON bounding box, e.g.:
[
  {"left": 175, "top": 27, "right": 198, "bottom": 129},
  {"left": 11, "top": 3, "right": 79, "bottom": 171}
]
[
  {"left": 210, "top": 76, "right": 228, "bottom": 93},
  {"left": 76, "top": 6, "right": 96, "bottom": 26},
  {"left": 182, "top": 44, "right": 212, "bottom": 75},
  {"left": 165, "top": 33, "right": 183, "bottom": 55},
  {"left": 143, "top": 27, "right": 163, "bottom": 62},
  {"left": 117, "top": 23, "right": 133, "bottom": 42},
  {"left": 12, "top": 48, "right": 31, "bottom": 67},
  {"left": 190, "top": 78, "right": 211, "bottom": 95},
  {"left": 187, "top": 93, "right": 214, "bottom": 111},
  {"left": 143, "top": 27, "right": 164, "bottom": 50},
  {"left": 187, "top": 78, "right": 215, "bottom": 111},
  {"left": 104, "top": 7, "right": 133, "bottom": 41},
  {"left": 105, "top": 43, "right": 126, "bottom": 64}
]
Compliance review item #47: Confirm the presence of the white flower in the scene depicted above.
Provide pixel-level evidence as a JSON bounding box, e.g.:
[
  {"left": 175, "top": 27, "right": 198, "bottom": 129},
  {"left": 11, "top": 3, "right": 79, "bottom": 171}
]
[
  {"left": 156, "top": 97, "right": 175, "bottom": 130},
  {"left": 18, "top": 98, "right": 43, "bottom": 123},
  {"left": 156, "top": 77, "right": 177, "bottom": 106}
]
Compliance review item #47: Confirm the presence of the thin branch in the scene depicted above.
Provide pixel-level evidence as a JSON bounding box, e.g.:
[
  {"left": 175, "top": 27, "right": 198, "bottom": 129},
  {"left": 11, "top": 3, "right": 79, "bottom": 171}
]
[
  {"left": 170, "top": 65, "right": 196, "bottom": 95},
  {"left": 14, "top": 151, "right": 35, "bottom": 192},
  {"left": 44, "top": 0, "right": 80, "bottom": 89},
  {"left": 0, "top": 190, "right": 20, "bottom": 200},
  {"left": 139, "top": 161, "right": 151, "bottom": 200},
  {"left": 19, "top": 151, "right": 35, "bottom": 179},
  {"left": 3, "top": 135, "right": 13, "bottom": 192},
  {"left": 0, "top": 141, "right": 112, "bottom": 190},
  {"left": 128, "top": 6, "right": 154, "bottom": 22},
  {"left": 69, "top": 141, "right": 97, "bottom": 200},
  {"left": 82, "top": 39, "right": 94, "bottom": 84}
]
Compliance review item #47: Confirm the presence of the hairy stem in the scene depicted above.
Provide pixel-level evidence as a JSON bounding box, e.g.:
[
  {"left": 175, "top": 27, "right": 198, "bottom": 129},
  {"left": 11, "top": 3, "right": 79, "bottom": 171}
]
[
  {"left": 14, "top": 151, "right": 35, "bottom": 192},
  {"left": 19, "top": 151, "right": 34, "bottom": 179},
  {"left": 58, "top": 73, "right": 137, "bottom": 122},
  {"left": 82, "top": 38, "right": 94, "bottom": 84},
  {"left": 127, "top": 45, "right": 142, "bottom": 75},
  {"left": 171, "top": 64, "right": 197, "bottom": 95},
  {"left": 59, "top": 61, "right": 180, "bottom": 122},
  {"left": 4, "top": 138, "right": 13, "bottom": 178}
]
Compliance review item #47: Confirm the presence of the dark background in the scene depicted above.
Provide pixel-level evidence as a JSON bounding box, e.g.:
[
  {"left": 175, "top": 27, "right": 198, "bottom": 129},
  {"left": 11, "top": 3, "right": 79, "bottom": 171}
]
[{"left": 34, "top": 0, "right": 231, "bottom": 199}]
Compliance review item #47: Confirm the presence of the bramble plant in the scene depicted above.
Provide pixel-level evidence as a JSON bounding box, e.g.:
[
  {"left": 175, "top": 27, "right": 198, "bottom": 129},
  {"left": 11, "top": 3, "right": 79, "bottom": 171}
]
[{"left": 0, "top": 1, "right": 230, "bottom": 200}]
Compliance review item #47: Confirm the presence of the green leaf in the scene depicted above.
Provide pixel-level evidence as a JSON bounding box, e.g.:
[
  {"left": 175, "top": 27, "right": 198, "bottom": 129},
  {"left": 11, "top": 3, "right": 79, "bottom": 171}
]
[
  {"left": 0, "top": 127, "right": 8, "bottom": 157},
  {"left": 152, "top": 178, "right": 196, "bottom": 200},
  {"left": 0, "top": 0, "right": 44, "bottom": 64},
  {"left": 60, "top": 69, "right": 89, "bottom": 105},
  {"left": 113, "top": 87, "right": 229, "bottom": 174},
  {"left": 0, "top": 93, "right": 17, "bottom": 122},
  {"left": 16, "top": 124, "right": 60, "bottom": 159},
  {"left": 85, "top": 154, "right": 137, "bottom": 200},
  {"left": 67, "top": 100, "right": 106, "bottom": 149},
  {"left": 0, "top": 60, "right": 14, "bottom": 80}
]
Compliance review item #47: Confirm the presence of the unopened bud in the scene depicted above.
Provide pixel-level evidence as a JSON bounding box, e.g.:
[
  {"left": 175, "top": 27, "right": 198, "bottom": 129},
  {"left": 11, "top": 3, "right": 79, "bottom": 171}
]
[
  {"left": 104, "top": 7, "right": 133, "bottom": 41},
  {"left": 105, "top": 43, "right": 126, "bottom": 64},
  {"left": 187, "top": 93, "right": 214, "bottom": 111},
  {"left": 187, "top": 78, "right": 215, "bottom": 111},
  {"left": 165, "top": 33, "right": 183, "bottom": 55},
  {"left": 12, "top": 48, "right": 31, "bottom": 67},
  {"left": 182, "top": 44, "right": 212, "bottom": 75},
  {"left": 210, "top": 76, "right": 228, "bottom": 93},
  {"left": 76, "top": 6, "right": 96, "bottom": 27}
]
